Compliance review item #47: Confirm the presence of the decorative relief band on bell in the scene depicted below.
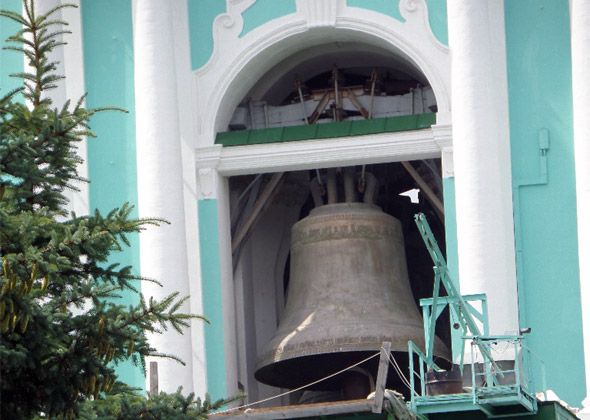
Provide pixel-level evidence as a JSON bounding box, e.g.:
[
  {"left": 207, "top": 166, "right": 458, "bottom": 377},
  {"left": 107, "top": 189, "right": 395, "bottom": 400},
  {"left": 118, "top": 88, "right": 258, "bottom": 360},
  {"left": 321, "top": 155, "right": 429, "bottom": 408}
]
[{"left": 292, "top": 223, "right": 400, "bottom": 246}]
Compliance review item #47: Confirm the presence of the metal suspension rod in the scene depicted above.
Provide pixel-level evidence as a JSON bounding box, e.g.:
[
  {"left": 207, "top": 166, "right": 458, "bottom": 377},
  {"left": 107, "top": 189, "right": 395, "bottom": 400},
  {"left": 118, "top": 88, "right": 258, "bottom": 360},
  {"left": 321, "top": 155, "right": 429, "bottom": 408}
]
[
  {"left": 296, "top": 79, "right": 309, "bottom": 125},
  {"left": 368, "top": 68, "right": 377, "bottom": 119}
]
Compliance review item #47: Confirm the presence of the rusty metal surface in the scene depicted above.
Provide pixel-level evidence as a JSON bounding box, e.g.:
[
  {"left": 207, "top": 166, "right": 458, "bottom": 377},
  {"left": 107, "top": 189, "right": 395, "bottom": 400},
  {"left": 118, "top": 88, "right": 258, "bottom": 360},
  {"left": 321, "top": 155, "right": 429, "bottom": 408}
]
[{"left": 425, "top": 367, "right": 464, "bottom": 396}]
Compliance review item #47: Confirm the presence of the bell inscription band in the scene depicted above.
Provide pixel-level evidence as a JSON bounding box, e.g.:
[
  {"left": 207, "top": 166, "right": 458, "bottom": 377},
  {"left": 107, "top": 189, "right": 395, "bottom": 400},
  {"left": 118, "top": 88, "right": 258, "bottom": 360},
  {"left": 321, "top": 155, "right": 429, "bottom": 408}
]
[{"left": 255, "top": 194, "right": 449, "bottom": 393}]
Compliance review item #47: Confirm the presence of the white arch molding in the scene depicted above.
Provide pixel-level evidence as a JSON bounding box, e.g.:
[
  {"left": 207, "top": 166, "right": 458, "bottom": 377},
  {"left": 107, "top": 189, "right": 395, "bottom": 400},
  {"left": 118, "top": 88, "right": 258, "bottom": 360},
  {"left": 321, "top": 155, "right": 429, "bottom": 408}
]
[
  {"left": 193, "top": 0, "right": 451, "bottom": 152},
  {"left": 191, "top": 0, "right": 454, "bottom": 399}
]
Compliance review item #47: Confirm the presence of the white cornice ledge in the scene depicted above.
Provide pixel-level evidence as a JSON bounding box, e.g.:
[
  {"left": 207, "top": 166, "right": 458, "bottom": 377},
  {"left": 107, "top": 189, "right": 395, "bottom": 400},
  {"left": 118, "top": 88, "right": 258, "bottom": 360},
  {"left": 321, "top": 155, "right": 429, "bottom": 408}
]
[
  {"left": 432, "top": 123, "right": 452, "bottom": 149},
  {"left": 194, "top": 128, "right": 446, "bottom": 176},
  {"left": 194, "top": 144, "right": 223, "bottom": 169}
]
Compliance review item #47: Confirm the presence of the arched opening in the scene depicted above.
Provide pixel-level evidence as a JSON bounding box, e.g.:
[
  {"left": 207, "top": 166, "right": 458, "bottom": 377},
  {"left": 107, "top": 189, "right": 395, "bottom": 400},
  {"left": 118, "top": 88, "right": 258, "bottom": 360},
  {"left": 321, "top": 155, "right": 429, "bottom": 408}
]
[
  {"left": 229, "top": 162, "right": 448, "bottom": 408},
  {"left": 221, "top": 43, "right": 450, "bottom": 409},
  {"left": 218, "top": 42, "right": 437, "bottom": 139},
  {"left": 201, "top": 22, "right": 451, "bottom": 142}
]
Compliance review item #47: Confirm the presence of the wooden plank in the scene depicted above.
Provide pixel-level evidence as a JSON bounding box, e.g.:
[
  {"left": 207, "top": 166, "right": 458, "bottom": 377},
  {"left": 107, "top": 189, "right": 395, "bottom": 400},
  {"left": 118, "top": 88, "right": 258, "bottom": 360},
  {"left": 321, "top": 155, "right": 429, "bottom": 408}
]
[
  {"left": 401, "top": 161, "right": 444, "bottom": 221},
  {"left": 346, "top": 88, "right": 369, "bottom": 119},
  {"left": 372, "top": 341, "right": 392, "bottom": 413},
  {"left": 149, "top": 361, "right": 158, "bottom": 395},
  {"left": 212, "top": 399, "right": 374, "bottom": 419}
]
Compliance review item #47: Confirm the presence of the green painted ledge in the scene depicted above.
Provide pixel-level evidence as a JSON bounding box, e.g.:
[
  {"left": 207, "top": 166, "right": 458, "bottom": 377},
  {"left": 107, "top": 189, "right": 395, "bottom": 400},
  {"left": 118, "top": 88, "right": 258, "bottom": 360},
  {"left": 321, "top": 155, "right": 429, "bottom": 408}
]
[
  {"left": 215, "top": 113, "right": 436, "bottom": 146},
  {"left": 427, "top": 401, "right": 577, "bottom": 420},
  {"left": 289, "top": 401, "right": 575, "bottom": 420}
]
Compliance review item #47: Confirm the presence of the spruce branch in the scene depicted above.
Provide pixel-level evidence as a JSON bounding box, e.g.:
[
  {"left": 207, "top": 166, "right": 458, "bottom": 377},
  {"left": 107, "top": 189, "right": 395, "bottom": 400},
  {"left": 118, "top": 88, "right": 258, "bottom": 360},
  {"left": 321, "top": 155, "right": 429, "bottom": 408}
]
[{"left": 1, "top": 2, "right": 216, "bottom": 418}]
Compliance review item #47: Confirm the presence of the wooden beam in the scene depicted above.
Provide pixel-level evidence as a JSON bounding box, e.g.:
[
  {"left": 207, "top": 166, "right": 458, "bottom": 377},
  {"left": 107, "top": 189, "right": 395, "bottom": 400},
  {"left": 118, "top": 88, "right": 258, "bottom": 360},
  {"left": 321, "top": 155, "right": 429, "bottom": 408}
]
[
  {"left": 372, "top": 341, "right": 392, "bottom": 414},
  {"left": 211, "top": 399, "right": 374, "bottom": 419},
  {"left": 401, "top": 161, "right": 444, "bottom": 221},
  {"left": 231, "top": 172, "right": 285, "bottom": 253},
  {"left": 346, "top": 88, "right": 369, "bottom": 119},
  {"left": 309, "top": 92, "right": 330, "bottom": 124},
  {"left": 149, "top": 361, "right": 158, "bottom": 395}
]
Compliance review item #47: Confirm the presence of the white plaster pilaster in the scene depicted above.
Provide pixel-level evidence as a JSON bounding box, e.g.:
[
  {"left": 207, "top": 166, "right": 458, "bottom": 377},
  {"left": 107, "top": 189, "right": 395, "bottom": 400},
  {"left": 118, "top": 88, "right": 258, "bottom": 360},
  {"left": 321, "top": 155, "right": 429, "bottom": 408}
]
[
  {"left": 571, "top": 1, "right": 590, "bottom": 415},
  {"left": 439, "top": 148, "right": 453, "bottom": 179},
  {"left": 432, "top": 124, "right": 453, "bottom": 178},
  {"left": 197, "top": 167, "right": 221, "bottom": 200},
  {"left": 216, "top": 175, "right": 240, "bottom": 400},
  {"left": 195, "top": 162, "right": 240, "bottom": 399},
  {"left": 133, "top": 0, "right": 193, "bottom": 393},
  {"left": 447, "top": 1, "right": 519, "bottom": 337}
]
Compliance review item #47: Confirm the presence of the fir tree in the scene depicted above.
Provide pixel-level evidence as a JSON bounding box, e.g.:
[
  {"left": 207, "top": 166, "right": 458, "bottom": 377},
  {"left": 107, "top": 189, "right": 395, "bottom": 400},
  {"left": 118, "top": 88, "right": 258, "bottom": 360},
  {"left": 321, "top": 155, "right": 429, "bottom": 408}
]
[{"left": 0, "top": 2, "right": 228, "bottom": 418}]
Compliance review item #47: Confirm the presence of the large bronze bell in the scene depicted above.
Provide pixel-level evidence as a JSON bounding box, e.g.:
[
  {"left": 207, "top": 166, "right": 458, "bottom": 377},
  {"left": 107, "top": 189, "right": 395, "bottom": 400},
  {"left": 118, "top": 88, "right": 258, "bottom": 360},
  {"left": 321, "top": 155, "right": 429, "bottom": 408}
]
[{"left": 255, "top": 171, "right": 449, "bottom": 393}]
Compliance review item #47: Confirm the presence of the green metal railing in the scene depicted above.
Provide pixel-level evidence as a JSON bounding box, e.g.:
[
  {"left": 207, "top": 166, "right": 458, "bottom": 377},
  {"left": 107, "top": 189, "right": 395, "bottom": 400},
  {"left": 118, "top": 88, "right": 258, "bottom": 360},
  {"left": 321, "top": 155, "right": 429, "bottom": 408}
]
[
  {"left": 409, "top": 335, "right": 545, "bottom": 417},
  {"left": 469, "top": 336, "right": 546, "bottom": 401}
]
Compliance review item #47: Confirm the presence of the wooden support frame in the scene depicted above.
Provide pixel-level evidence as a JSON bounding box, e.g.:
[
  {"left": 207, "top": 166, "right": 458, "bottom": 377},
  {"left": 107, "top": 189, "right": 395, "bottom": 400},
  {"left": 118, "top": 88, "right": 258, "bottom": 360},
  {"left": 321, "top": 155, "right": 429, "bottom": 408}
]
[{"left": 372, "top": 341, "right": 392, "bottom": 413}]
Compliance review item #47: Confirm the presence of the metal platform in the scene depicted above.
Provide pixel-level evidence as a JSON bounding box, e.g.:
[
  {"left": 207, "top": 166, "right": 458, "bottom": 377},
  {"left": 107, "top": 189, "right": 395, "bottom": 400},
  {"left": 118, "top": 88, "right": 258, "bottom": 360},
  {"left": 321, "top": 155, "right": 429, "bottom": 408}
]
[
  {"left": 412, "top": 386, "right": 537, "bottom": 418},
  {"left": 408, "top": 334, "right": 545, "bottom": 418}
]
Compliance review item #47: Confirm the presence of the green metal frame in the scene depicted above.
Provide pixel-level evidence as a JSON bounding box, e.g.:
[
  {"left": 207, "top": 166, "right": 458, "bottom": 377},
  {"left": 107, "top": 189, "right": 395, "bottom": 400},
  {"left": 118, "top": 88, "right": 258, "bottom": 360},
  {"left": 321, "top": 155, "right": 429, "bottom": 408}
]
[
  {"left": 420, "top": 293, "right": 489, "bottom": 371},
  {"left": 414, "top": 213, "right": 499, "bottom": 376},
  {"left": 407, "top": 213, "right": 545, "bottom": 418}
]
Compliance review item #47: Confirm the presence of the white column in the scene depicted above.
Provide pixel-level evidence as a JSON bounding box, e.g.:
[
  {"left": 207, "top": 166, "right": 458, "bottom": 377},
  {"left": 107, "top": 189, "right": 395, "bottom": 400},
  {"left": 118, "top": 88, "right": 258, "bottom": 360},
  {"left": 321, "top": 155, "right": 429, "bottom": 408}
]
[
  {"left": 447, "top": 1, "right": 519, "bottom": 337},
  {"left": 133, "top": 0, "right": 194, "bottom": 393},
  {"left": 571, "top": 1, "right": 590, "bottom": 415},
  {"left": 33, "top": 0, "right": 88, "bottom": 216},
  {"left": 171, "top": 0, "right": 209, "bottom": 397}
]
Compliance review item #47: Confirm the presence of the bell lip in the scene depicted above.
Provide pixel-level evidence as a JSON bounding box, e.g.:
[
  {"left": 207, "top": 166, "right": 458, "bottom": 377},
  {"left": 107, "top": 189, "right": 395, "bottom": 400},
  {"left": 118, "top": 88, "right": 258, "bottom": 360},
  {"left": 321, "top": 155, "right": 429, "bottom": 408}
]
[
  {"left": 256, "top": 341, "right": 396, "bottom": 372},
  {"left": 254, "top": 342, "right": 452, "bottom": 390},
  {"left": 254, "top": 349, "right": 390, "bottom": 391},
  {"left": 255, "top": 335, "right": 451, "bottom": 373}
]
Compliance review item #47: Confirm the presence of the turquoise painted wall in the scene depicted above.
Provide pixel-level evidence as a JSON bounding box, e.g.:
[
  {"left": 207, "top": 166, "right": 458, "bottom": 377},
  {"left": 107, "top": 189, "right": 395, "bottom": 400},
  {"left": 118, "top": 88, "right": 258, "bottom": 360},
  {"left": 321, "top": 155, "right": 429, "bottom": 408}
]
[
  {"left": 425, "top": 0, "right": 447, "bottom": 46},
  {"left": 0, "top": 0, "right": 22, "bottom": 95},
  {"left": 442, "top": 178, "right": 458, "bottom": 283},
  {"left": 347, "top": 0, "right": 404, "bottom": 23},
  {"left": 188, "top": 0, "right": 226, "bottom": 70},
  {"left": 81, "top": 0, "right": 143, "bottom": 389},
  {"left": 442, "top": 177, "right": 462, "bottom": 362},
  {"left": 198, "top": 199, "right": 227, "bottom": 400},
  {"left": 505, "top": 0, "right": 584, "bottom": 405},
  {"left": 347, "top": 0, "right": 448, "bottom": 45},
  {"left": 240, "top": 0, "right": 296, "bottom": 37}
]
